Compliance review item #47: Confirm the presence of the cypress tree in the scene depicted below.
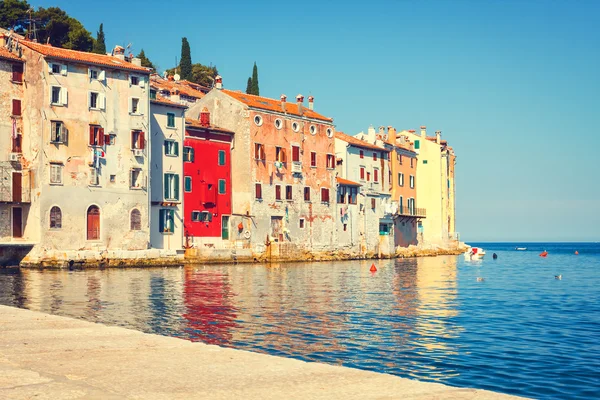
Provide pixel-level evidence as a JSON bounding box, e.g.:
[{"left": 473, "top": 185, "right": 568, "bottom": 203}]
[
  {"left": 251, "top": 62, "right": 259, "bottom": 95},
  {"left": 246, "top": 77, "right": 253, "bottom": 94},
  {"left": 137, "top": 49, "right": 155, "bottom": 70},
  {"left": 180, "top": 37, "right": 193, "bottom": 81},
  {"left": 92, "top": 23, "right": 106, "bottom": 54}
]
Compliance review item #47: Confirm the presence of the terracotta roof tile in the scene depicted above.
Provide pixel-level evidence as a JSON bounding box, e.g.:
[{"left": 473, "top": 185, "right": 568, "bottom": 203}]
[
  {"left": 185, "top": 118, "right": 234, "bottom": 135},
  {"left": 0, "top": 47, "right": 22, "bottom": 61},
  {"left": 221, "top": 90, "right": 333, "bottom": 122},
  {"left": 335, "top": 131, "right": 389, "bottom": 152},
  {"left": 20, "top": 40, "right": 150, "bottom": 73},
  {"left": 336, "top": 177, "right": 362, "bottom": 187},
  {"left": 150, "top": 74, "right": 206, "bottom": 99},
  {"left": 151, "top": 94, "right": 187, "bottom": 109}
]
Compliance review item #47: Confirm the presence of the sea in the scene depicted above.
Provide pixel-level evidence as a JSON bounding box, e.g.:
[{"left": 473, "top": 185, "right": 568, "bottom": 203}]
[{"left": 0, "top": 242, "right": 598, "bottom": 399}]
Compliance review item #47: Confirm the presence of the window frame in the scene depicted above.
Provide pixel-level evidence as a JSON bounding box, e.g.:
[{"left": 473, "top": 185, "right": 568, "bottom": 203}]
[
  {"left": 255, "top": 182, "right": 262, "bottom": 200},
  {"left": 130, "top": 168, "right": 143, "bottom": 189},
  {"left": 164, "top": 140, "right": 179, "bottom": 157},
  {"left": 304, "top": 186, "right": 311, "bottom": 202},
  {"left": 410, "top": 175, "right": 415, "bottom": 189},
  {"left": 285, "top": 185, "right": 293, "bottom": 201},
  {"left": 275, "top": 184, "right": 282, "bottom": 201},
  {"left": 320, "top": 187, "right": 330, "bottom": 203},
  {"left": 164, "top": 173, "right": 180, "bottom": 201},
  {"left": 49, "top": 163, "right": 63, "bottom": 185},
  {"left": 218, "top": 150, "right": 226, "bottom": 166},
  {"left": 130, "top": 209, "right": 142, "bottom": 231},
  {"left": 218, "top": 179, "right": 226, "bottom": 194},
  {"left": 184, "top": 176, "right": 192, "bottom": 192},
  {"left": 167, "top": 112, "right": 176, "bottom": 128},
  {"left": 183, "top": 146, "right": 194, "bottom": 162},
  {"left": 49, "top": 206, "right": 62, "bottom": 229},
  {"left": 326, "top": 154, "right": 335, "bottom": 169}
]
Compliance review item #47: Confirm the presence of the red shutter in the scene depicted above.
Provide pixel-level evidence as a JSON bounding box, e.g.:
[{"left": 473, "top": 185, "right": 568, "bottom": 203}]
[
  {"left": 139, "top": 132, "right": 145, "bottom": 149},
  {"left": 276, "top": 185, "right": 281, "bottom": 200},
  {"left": 105, "top": 135, "right": 111, "bottom": 145},
  {"left": 98, "top": 128, "right": 105, "bottom": 146},
  {"left": 322, "top": 188, "right": 329, "bottom": 202},
  {"left": 373, "top": 152, "right": 377, "bottom": 161},
  {"left": 374, "top": 169, "right": 378, "bottom": 182},
  {"left": 12, "top": 64, "right": 23, "bottom": 83},
  {"left": 89, "top": 126, "right": 95, "bottom": 145},
  {"left": 292, "top": 146, "right": 300, "bottom": 162},
  {"left": 360, "top": 167, "right": 364, "bottom": 180},
  {"left": 311, "top": 152, "right": 316, "bottom": 167},
  {"left": 281, "top": 148, "right": 287, "bottom": 163},
  {"left": 12, "top": 99, "right": 21, "bottom": 116},
  {"left": 360, "top": 150, "right": 364, "bottom": 159},
  {"left": 255, "top": 183, "right": 262, "bottom": 199}
]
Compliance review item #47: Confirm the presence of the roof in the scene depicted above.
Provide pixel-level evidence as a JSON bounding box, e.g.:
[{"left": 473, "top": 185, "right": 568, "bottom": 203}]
[
  {"left": 150, "top": 74, "right": 206, "bottom": 99},
  {"left": 19, "top": 40, "right": 150, "bottom": 73},
  {"left": 336, "top": 177, "right": 362, "bottom": 187},
  {"left": 151, "top": 94, "right": 187, "bottom": 109},
  {"left": 221, "top": 89, "right": 333, "bottom": 122},
  {"left": 335, "top": 131, "right": 389, "bottom": 152},
  {"left": 185, "top": 118, "right": 235, "bottom": 135},
  {"left": 0, "top": 47, "right": 22, "bottom": 61}
]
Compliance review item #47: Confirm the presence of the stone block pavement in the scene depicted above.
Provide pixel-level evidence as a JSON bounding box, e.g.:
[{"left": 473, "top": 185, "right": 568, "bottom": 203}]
[{"left": 0, "top": 305, "right": 524, "bottom": 399}]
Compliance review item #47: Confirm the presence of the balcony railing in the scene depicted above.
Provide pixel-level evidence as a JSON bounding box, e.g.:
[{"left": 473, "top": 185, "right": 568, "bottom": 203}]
[{"left": 397, "top": 205, "right": 426, "bottom": 218}]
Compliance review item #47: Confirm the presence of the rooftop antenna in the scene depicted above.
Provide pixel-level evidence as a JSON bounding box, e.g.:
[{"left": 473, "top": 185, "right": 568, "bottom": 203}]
[{"left": 27, "top": 8, "right": 38, "bottom": 42}]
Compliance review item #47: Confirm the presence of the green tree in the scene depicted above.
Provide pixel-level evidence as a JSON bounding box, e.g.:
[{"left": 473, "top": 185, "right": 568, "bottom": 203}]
[
  {"left": 246, "top": 77, "right": 252, "bottom": 94},
  {"left": 0, "top": 0, "right": 31, "bottom": 34},
  {"left": 92, "top": 23, "right": 106, "bottom": 54},
  {"left": 251, "top": 62, "right": 259, "bottom": 96},
  {"left": 166, "top": 62, "right": 217, "bottom": 87},
  {"left": 137, "top": 49, "right": 155, "bottom": 70},
  {"left": 180, "top": 37, "right": 192, "bottom": 81},
  {"left": 34, "top": 7, "right": 93, "bottom": 51}
]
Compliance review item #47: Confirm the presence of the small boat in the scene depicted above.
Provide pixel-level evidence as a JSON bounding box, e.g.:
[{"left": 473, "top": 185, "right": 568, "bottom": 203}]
[
  {"left": 464, "top": 247, "right": 485, "bottom": 260},
  {"left": 515, "top": 247, "right": 527, "bottom": 251}
]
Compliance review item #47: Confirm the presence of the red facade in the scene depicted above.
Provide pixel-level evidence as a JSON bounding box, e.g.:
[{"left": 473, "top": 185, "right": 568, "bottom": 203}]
[{"left": 183, "top": 121, "right": 233, "bottom": 240}]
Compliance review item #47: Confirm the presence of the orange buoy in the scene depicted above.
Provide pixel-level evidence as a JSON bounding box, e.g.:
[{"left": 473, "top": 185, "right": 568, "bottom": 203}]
[
  {"left": 540, "top": 251, "right": 548, "bottom": 257},
  {"left": 575, "top": 251, "right": 579, "bottom": 255},
  {"left": 370, "top": 263, "right": 377, "bottom": 272}
]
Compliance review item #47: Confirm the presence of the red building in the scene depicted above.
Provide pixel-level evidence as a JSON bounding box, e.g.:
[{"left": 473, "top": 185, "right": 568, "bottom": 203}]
[{"left": 183, "top": 109, "right": 234, "bottom": 245}]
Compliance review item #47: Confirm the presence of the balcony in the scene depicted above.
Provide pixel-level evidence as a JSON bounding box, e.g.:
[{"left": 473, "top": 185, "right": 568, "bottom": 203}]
[{"left": 396, "top": 205, "right": 426, "bottom": 218}]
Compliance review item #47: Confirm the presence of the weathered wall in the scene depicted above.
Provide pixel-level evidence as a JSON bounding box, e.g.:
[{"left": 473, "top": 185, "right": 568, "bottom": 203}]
[{"left": 150, "top": 101, "right": 185, "bottom": 250}]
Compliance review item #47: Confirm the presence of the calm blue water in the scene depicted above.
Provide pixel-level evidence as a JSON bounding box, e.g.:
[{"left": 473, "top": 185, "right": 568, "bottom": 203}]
[{"left": 1, "top": 242, "right": 599, "bottom": 399}]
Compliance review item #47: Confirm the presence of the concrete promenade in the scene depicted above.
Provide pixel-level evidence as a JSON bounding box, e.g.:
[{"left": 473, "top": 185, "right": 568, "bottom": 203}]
[{"left": 0, "top": 306, "right": 522, "bottom": 399}]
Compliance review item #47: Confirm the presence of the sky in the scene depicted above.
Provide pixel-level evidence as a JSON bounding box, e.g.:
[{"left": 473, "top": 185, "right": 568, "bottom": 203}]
[{"left": 32, "top": 0, "right": 600, "bottom": 242}]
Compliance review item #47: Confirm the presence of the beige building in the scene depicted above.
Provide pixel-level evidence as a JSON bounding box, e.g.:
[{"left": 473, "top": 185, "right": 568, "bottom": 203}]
[{"left": 2, "top": 36, "right": 153, "bottom": 264}]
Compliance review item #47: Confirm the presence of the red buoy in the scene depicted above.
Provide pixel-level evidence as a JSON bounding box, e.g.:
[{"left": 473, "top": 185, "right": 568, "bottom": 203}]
[
  {"left": 575, "top": 251, "right": 579, "bottom": 255},
  {"left": 370, "top": 263, "right": 377, "bottom": 272},
  {"left": 540, "top": 251, "right": 548, "bottom": 257}
]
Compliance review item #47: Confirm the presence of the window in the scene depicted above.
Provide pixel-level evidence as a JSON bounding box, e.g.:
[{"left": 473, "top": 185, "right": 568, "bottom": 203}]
[
  {"left": 12, "top": 99, "right": 21, "bottom": 116},
  {"left": 410, "top": 175, "right": 415, "bottom": 189},
  {"left": 110, "top": 175, "right": 116, "bottom": 183},
  {"left": 89, "top": 69, "right": 98, "bottom": 80},
  {"left": 107, "top": 134, "right": 115, "bottom": 145},
  {"left": 131, "top": 130, "right": 145, "bottom": 150},
  {"left": 275, "top": 147, "right": 286, "bottom": 163},
  {"left": 51, "top": 86, "right": 67, "bottom": 105},
  {"left": 130, "top": 169, "right": 142, "bottom": 189},
  {"left": 159, "top": 209, "right": 174, "bottom": 233},
  {"left": 89, "top": 125, "right": 105, "bottom": 146},
  {"left": 130, "top": 76, "right": 139, "bottom": 86},
  {"left": 343, "top": 224, "right": 347, "bottom": 231},
  {"left": 292, "top": 145, "right": 300, "bottom": 162},
  {"left": 299, "top": 218, "right": 305, "bottom": 229},
  {"left": 366, "top": 171, "right": 371, "bottom": 182},
  {"left": 164, "top": 173, "right": 179, "bottom": 201},
  {"left": 199, "top": 211, "right": 213, "bottom": 222},
  {"left": 326, "top": 128, "right": 333, "bottom": 138},
  {"left": 150, "top": 89, "right": 157, "bottom": 100},
  {"left": 349, "top": 187, "right": 358, "bottom": 204},
  {"left": 275, "top": 185, "right": 282, "bottom": 201},
  {"left": 184, "top": 176, "right": 192, "bottom": 192},
  {"left": 321, "top": 188, "right": 330, "bottom": 203},
  {"left": 310, "top": 152, "right": 317, "bottom": 167},
  {"left": 89, "top": 167, "right": 99, "bottom": 186},
  {"left": 183, "top": 147, "right": 194, "bottom": 162},
  {"left": 274, "top": 118, "right": 283, "bottom": 129},
  {"left": 167, "top": 112, "right": 175, "bottom": 128},
  {"left": 12, "top": 63, "right": 23, "bottom": 83},
  {"left": 254, "top": 115, "right": 263, "bottom": 126},
  {"left": 360, "top": 150, "right": 364, "bottom": 159},
  {"left": 360, "top": 166, "right": 365, "bottom": 180},
  {"left": 130, "top": 97, "right": 140, "bottom": 114},
  {"left": 11, "top": 133, "right": 21, "bottom": 153},
  {"left": 304, "top": 187, "right": 311, "bottom": 201},
  {"left": 164, "top": 140, "right": 179, "bottom": 156},
  {"left": 285, "top": 185, "right": 292, "bottom": 200},
  {"left": 398, "top": 173, "right": 404, "bottom": 187},
  {"left": 399, "top": 154, "right": 403, "bottom": 165},
  {"left": 130, "top": 209, "right": 141, "bottom": 230},
  {"left": 87, "top": 205, "right": 100, "bottom": 240},
  {"left": 411, "top": 158, "right": 414, "bottom": 168},
  {"left": 88, "top": 91, "right": 104, "bottom": 110},
  {"left": 373, "top": 169, "right": 379, "bottom": 183},
  {"left": 191, "top": 211, "right": 201, "bottom": 222},
  {"left": 309, "top": 125, "right": 317, "bottom": 135},
  {"left": 373, "top": 152, "right": 377, "bottom": 161},
  {"left": 326, "top": 154, "right": 335, "bottom": 169},
  {"left": 338, "top": 186, "right": 346, "bottom": 204},
  {"left": 423, "top": 160, "right": 428, "bottom": 164},
  {"left": 49, "top": 206, "right": 62, "bottom": 229},
  {"left": 218, "top": 150, "right": 226, "bottom": 165},
  {"left": 49, "top": 63, "right": 66, "bottom": 75},
  {"left": 50, "top": 121, "right": 66, "bottom": 144},
  {"left": 292, "top": 121, "right": 300, "bottom": 132},
  {"left": 218, "top": 179, "right": 226, "bottom": 194},
  {"left": 414, "top": 140, "right": 420, "bottom": 150},
  {"left": 254, "top": 143, "right": 265, "bottom": 160},
  {"left": 50, "top": 163, "right": 62, "bottom": 184},
  {"left": 255, "top": 183, "right": 262, "bottom": 199},
  {"left": 222, "top": 216, "right": 230, "bottom": 240},
  {"left": 379, "top": 223, "right": 391, "bottom": 235},
  {"left": 371, "top": 198, "right": 376, "bottom": 210}
]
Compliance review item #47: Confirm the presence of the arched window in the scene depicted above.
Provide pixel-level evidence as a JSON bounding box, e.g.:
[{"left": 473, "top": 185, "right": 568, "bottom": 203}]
[
  {"left": 87, "top": 205, "right": 100, "bottom": 240},
  {"left": 130, "top": 209, "right": 141, "bottom": 230},
  {"left": 50, "top": 206, "right": 62, "bottom": 229}
]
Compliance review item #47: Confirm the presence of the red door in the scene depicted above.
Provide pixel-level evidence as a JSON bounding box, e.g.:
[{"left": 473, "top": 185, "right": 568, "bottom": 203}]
[
  {"left": 12, "top": 172, "right": 21, "bottom": 203},
  {"left": 12, "top": 207, "right": 22, "bottom": 238},
  {"left": 87, "top": 206, "right": 100, "bottom": 240}
]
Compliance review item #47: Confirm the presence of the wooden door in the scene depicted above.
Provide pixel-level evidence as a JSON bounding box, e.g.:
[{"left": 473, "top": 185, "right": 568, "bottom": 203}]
[
  {"left": 12, "top": 207, "right": 22, "bottom": 238},
  {"left": 12, "top": 172, "right": 21, "bottom": 203},
  {"left": 87, "top": 206, "right": 100, "bottom": 240},
  {"left": 271, "top": 216, "right": 283, "bottom": 242}
]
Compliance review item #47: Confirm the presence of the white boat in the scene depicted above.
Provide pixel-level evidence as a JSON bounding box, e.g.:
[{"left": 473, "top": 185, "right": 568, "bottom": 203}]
[
  {"left": 515, "top": 247, "right": 527, "bottom": 251},
  {"left": 464, "top": 247, "right": 486, "bottom": 260}
]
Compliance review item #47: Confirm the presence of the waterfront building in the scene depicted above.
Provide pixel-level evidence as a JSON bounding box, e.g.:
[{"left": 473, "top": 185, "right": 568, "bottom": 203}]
[
  {"left": 150, "top": 74, "right": 208, "bottom": 108},
  {"left": 149, "top": 93, "right": 186, "bottom": 252},
  {"left": 189, "top": 79, "right": 337, "bottom": 257},
  {"left": 405, "top": 126, "right": 457, "bottom": 245},
  {"left": 334, "top": 128, "right": 393, "bottom": 256},
  {"left": 183, "top": 108, "right": 234, "bottom": 248},
  {"left": 1, "top": 36, "right": 152, "bottom": 263}
]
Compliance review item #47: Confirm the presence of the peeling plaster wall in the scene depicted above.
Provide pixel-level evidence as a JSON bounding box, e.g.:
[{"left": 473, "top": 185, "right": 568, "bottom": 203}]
[{"left": 19, "top": 46, "right": 150, "bottom": 254}]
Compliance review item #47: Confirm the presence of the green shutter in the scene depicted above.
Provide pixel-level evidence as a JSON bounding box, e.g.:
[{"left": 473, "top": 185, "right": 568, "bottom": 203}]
[
  {"left": 191, "top": 148, "right": 195, "bottom": 162},
  {"left": 185, "top": 176, "right": 191, "bottom": 192},
  {"left": 159, "top": 210, "right": 165, "bottom": 232},
  {"left": 219, "top": 179, "right": 226, "bottom": 194},
  {"left": 164, "top": 174, "right": 168, "bottom": 199},
  {"left": 218, "top": 150, "right": 225, "bottom": 166},
  {"left": 168, "top": 210, "right": 174, "bottom": 232},
  {"left": 174, "top": 175, "right": 180, "bottom": 200},
  {"left": 414, "top": 140, "right": 420, "bottom": 149},
  {"left": 163, "top": 141, "right": 168, "bottom": 155},
  {"left": 174, "top": 142, "right": 179, "bottom": 156}
]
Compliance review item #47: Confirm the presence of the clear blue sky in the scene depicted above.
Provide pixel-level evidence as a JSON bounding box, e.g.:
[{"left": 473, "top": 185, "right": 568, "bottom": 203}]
[{"left": 34, "top": 0, "right": 600, "bottom": 242}]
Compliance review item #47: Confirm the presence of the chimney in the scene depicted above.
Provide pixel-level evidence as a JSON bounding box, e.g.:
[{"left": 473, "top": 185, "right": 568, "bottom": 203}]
[
  {"left": 308, "top": 96, "right": 314, "bottom": 110},
  {"left": 131, "top": 57, "right": 141, "bottom": 67},
  {"left": 280, "top": 94, "right": 287, "bottom": 112},
  {"left": 420, "top": 125, "right": 427, "bottom": 138},
  {"left": 367, "top": 126, "right": 376, "bottom": 143},
  {"left": 215, "top": 75, "right": 222, "bottom": 90},
  {"left": 168, "top": 75, "right": 174, "bottom": 81},
  {"left": 435, "top": 130, "right": 441, "bottom": 144},
  {"left": 388, "top": 126, "right": 396, "bottom": 145},
  {"left": 378, "top": 126, "right": 385, "bottom": 138},
  {"left": 113, "top": 45, "right": 125, "bottom": 61},
  {"left": 296, "top": 94, "right": 304, "bottom": 115},
  {"left": 200, "top": 107, "right": 210, "bottom": 127}
]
